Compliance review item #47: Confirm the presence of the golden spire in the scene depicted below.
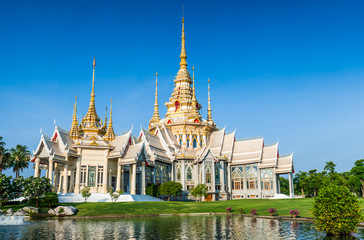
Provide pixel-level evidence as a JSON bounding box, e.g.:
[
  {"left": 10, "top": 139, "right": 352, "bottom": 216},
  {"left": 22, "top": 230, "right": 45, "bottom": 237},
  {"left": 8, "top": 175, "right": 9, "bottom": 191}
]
[
  {"left": 153, "top": 72, "right": 161, "bottom": 120},
  {"left": 192, "top": 66, "right": 198, "bottom": 112},
  {"left": 104, "top": 99, "right": 116, "bottom": 141},
  {"left": 207, "top": 78, "right": 213, "bottom": 123},
  {"left": 179, "top": 17, "right": 187, "bottom": 70},
  {"left": 69, "top": 96, "right": 79, "bottom": 140},
  {"left": 82, "top": 57, "right": 101, "bottom": 130}
]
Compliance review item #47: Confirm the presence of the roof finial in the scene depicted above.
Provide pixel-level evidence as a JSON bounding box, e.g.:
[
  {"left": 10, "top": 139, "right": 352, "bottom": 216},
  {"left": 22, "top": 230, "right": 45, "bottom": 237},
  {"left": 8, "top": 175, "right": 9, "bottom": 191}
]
[
  {"left": 103, "top": 106, "right": 108, "bottom": 129},
  {"left": 179, "top": 15, "right": 187, "bottom": 70},
  {"left": 207, "top": 78, "right": 213, "bottom": 123},
  {"left": 104, "top": 99, "right": 116, "bottom": 141},
  {"left": 151, "top": 72, "right": 161, "bottom": 122},
  {"left": 69, "top": 96, "right": 80, "bottom": 140},
  {"left": 92, "top": 57, "right": 96, "bottom": 98}
]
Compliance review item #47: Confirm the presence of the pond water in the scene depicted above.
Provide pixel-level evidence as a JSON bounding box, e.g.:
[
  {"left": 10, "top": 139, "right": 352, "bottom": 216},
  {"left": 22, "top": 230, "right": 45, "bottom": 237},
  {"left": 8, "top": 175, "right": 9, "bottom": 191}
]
[{"left": 0, "top": 215, "right": 363, "bottom": 239}]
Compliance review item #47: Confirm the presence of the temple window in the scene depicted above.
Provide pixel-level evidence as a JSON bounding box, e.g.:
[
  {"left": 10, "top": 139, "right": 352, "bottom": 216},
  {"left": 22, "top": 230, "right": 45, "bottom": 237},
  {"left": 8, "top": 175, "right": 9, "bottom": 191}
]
[
  {"left": 261, "top": 168, "right": 273, "bottom": 190},
  {"left": 200, "top": 138, "right": 203, "bottom": 147},
  {"left": 215, "top": 165, "right": 220, "bottom": 183},
  {"left": 97, "top": 166, "right": 103, "bottom": 187},
  {"left": 88, "top": 166, "right": 96, "bottom": 187},
  {"left": 232, "top": 167, "right": 243, "bottom": 190},
  {"left": 192, "top": 135, "right": 197, "bottom": 148},
  {"left": 206, "top": 168, "right": 211, "bottom": 183},
  {"left": 177, "top": 167, "right": 181, "bottom": 181},
  {"left": 186, "top": 166, "right": 193, "bottom": 180},
  {"left": 163, "top": 166, "right": 169, "bottom": 182},
  {"left": 246, "top": 165, "right": 258, "bottom": 190},
  {"left": 81, "top": 166, "right": 87, "bottom": 186},
  {"left": 175, "top": 101, "right": 180, "bottom": 112},
  {"left": 186, "top": 134, "right": 190, "bottom": 147},
  {"left": 155, "top": 166, "right": 161, "bottom": 185}
]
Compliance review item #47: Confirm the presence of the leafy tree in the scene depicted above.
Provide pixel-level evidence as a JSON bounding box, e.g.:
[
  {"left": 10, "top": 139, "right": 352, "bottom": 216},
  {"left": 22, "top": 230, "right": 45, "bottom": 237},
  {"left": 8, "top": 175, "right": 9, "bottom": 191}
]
[
  {"left": 307, "top": 169, "right": 321, "bottom": 197},
  {"left": 146, "top": 183, "right": 160, "bottom": 197},
  {"left": 278, "top": 177, "right": 289, "bottom": 195},
  {"left": 0, "top": 137, "right": 10, "bottom": 174},
  {"left": 160, "top": 181, "right": 182, "bottom": 201},
  {"left": 351, "top": 159, "right": 364, "bottom": 197},
  {"left": 190, "top": 183, "right": 208, "bottom": 201},
  {"left": 324, "top": 161, "right": 336, "bottom": 176},
  {"left": 108, "top": 187, "right": 121, "bottom": 202},
  {"left": 294, "top": 171, "right": 308, "bottom": 197},
  {"left": 42, "top": 192, "right": 59, "bottom": 208},
  {"left": 9, "top": 145, "right": 30, "bottom": 178},
  {"left": 23, "top": 176, "right": 53, "bottom": 208},
  {"left": 346, "top": 174, "right": 361, "bottom": 195},
  {"left": 313, "top": 184, "right": 362, "bottom": 236},
  {"left": 12, "top": 176, "right": 25, "bottom": 200},
  {"left": 81, "top": 186, "right": 91, "bottom": 202},
  {"left": 0, "top": 174, "right": 13, "bottom": 206}
]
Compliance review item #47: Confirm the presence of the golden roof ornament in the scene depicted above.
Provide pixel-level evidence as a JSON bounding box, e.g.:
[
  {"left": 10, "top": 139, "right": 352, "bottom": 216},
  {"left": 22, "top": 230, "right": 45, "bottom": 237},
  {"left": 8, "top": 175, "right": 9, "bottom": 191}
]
[
  {"left": 207, "top": 78, "right": 214, "bottom": 124},
  {"left": 180, "top": 17, "right": 187, "bottom": 70},
  {"left": 104, "top": 99, "right": 116, "bottom": 141},
  {"left": 80, "top": 57, "right": 102, "bottom": 133},
  {"left": 148, "top": 72, "right": 162, "bottom": 130},
  {"left": 69, "top": 96, "right": 79, "bottom": 140}
]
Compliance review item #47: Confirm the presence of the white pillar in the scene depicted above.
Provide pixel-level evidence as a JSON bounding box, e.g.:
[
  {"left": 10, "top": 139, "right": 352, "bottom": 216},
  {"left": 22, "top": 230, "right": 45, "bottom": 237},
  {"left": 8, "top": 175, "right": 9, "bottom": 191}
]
[
  {"left": 227, "top": 163, "right": 232, "bottom": 199},
  {"left": 121, "top": 166, "right": 124, "bottom": 193},
  {"left": 131, "top": 164, "right": 137, "bottom": 195},
  {"left": 277, "top": 175, "right": 281, "bottom": 194},
  {"left": 273, "top": 170, "right": 277, "bottom": 197},
  {"left": 53, "top": 163, "right": 58, "bottom": 190},
  {"left": 181, "top": 161, "right": 186, "bottom": 191},
  {"left": 289, "top": 172, "right": 294, "bottom": 198},
  {"left": 220, "top": 163, "right": 225, "bottom": 193},
  {"left": 141, "top": 162, "right": 146, "bottom": 195},
  {"left": 69, "top": 168, "right": 75, "bottom": 192},
  {"left": 116, "top": 164, "right": 121, "bottom": 192},
  {"left": 48, "top": 159, "right": 54, "bottom": 184},
  {"left": 63, "top": 164, "right": 69, "bottom": 193},
  {"left": 75, "top": 158, "right": 81, "bottom": 194},
  {"left": 257, "top": 167, "right": 262, "bottom": 198},
  {"left": 103, "top": 158, "right": 108, "bottom": 193},
  {"left": 34, "top": 158, "right": 40, "bottom": 177}
]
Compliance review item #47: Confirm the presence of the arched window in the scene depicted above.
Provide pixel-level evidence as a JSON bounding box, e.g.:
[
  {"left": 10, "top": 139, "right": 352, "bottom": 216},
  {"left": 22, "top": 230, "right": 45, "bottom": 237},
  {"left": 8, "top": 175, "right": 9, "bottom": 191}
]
[
  {"left": 175, "top": 101, "right": 180, "bottom": 112},
  {"left": 177, "top": 167, "right": 181, "bottom": 181},
  {"left": 232, "top": 167, "right": 243, "bottom": 190},
  {"left": 192, "top": 135, "right": 197, "bottom": 148},
  {"left": 200, "top": 139, "right": 203, "bottom": 147},
  {"left": 246, "top": 165, "right": 258, "bottom": 190},
  {"left": 206, "top": 168, "right": 211, "bottom": 183},
  {"left": 186, "top": 166, "right": 193, "bottom": 180},
  {"left": 186, "top": 134, "right": 190, "bottom": 147}
]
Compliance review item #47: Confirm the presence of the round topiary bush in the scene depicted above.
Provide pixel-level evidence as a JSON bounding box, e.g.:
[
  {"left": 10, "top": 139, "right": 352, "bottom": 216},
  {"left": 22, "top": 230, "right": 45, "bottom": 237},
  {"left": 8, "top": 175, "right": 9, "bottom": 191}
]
[{"left": 312, "top": 183, "right": 362, "bottom": 236}]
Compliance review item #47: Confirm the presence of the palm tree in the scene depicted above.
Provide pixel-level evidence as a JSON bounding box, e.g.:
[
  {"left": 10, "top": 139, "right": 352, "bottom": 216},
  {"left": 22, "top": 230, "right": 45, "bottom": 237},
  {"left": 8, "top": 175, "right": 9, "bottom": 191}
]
[
  {"left": 9, "top": 145, "right": 30, "bottom": 178},
  {"left": 0, "top": 136, "right": 10, "bottom": 174}
]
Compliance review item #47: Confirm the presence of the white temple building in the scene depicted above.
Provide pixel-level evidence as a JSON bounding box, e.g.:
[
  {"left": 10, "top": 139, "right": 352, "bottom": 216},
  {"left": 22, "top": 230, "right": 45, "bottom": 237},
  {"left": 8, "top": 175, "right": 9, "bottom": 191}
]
[{"left": 31, "top": 18, "right": 294, "bottom": 201}]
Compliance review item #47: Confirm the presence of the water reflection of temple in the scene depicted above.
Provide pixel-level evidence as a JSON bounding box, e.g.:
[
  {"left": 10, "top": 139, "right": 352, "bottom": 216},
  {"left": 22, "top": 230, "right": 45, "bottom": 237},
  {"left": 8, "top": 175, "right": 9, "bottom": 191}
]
[{"left": 31, "top": 16, "right": 294, "bottom": 200}]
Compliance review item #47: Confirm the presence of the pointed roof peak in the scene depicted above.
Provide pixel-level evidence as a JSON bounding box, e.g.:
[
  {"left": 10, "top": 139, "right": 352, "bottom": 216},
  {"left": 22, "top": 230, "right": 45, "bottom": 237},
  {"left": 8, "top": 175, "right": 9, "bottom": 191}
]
[{"left": 179, "top": 16, "right": 187, "bottom": 70}]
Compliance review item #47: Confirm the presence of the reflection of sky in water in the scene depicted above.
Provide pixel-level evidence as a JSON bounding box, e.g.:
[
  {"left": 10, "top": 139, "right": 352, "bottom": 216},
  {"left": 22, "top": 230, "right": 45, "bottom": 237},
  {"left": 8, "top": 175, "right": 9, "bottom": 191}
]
[{"left": 1, "top": 215, "right": 363, "bottom": 239}]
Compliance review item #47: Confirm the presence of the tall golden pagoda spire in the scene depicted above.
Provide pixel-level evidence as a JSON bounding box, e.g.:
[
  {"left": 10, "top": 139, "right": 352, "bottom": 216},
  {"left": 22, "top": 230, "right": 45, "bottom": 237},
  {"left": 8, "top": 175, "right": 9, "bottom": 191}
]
[
  {"left": 207, "top": 78, "right": 214, "bottom": 124},
  {"left": 180, "top": 17, "right": 187, "bottom": 70},
  {"left": 102, "top": 107, "right": 108, "bottom": 129},
  {"left": 80, "top": 57, "right": 102, "bottom": 133},
  {"left": 104, "top": 99, "right": 116, "bottom": 141},
  {"left": 69, "top": 96, "right": 79, "bottom": 140},
  {"left": 148, "top": 72, "right": 162, "bottom": 131},
  {"left": 191, "top": 66, "right": 198, "bottom": 110}
]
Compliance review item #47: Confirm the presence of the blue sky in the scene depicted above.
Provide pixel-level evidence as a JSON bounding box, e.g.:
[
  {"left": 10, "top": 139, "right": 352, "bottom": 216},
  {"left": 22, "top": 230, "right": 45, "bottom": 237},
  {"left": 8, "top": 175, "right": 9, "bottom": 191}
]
[{"left": 1, "top": 0, "right": 364, "bottom": 177}]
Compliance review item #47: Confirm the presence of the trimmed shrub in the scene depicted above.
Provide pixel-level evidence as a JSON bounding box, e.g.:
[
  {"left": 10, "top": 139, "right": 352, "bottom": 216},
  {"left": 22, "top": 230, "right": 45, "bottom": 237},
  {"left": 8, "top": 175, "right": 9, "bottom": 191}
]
[
  {"left": 312, "top": 184, "right": 362, "bottom": 236},
  {"left": 268, "top": 208, "right": 277, "bottom": 216},
  {"left": 289, "top": 210, "right": 300, "bottom": 217},
  {"left": 238, "top": 208, "right": 244, "bottom": 214},
  {"left": 226, "top": 207, "right": 232, "bottom": 213},
  {"left": 146, "top": 184, "right": 160, "bottom": 198},
  {"left": 42, "top": 192, "right": 59, "bottom": 208},
  {"left": 81, "top": 186, "right": 91, "bottom": 202},
  {"left": 160, "top": 181, "right": 182, "bottom": 201},
  {"left": 250, "top": 208, "right": 257, "bottom": 216}
]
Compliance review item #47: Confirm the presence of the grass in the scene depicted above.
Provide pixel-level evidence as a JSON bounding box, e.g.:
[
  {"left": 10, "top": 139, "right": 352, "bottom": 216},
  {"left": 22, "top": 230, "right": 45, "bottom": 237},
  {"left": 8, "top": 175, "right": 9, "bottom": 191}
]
[{"left": 3, "top": 198, "right": 364, "bottom": 218}]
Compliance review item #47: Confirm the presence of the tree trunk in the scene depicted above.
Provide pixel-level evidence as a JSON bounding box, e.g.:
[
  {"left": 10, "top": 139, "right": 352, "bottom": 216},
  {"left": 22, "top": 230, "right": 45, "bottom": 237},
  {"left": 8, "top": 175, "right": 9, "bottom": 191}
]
[
  {"left": 314, "top": 189, "right": 317, "bottom": 197},
  {"left": 36, "top": 199, "right": 39, "bottom": 208},
  {"left": 301, "top": 188, "right": 304, "bottom": 198},
  {"left": 361, "top": 181, "right": 364, "bottom": 198}
]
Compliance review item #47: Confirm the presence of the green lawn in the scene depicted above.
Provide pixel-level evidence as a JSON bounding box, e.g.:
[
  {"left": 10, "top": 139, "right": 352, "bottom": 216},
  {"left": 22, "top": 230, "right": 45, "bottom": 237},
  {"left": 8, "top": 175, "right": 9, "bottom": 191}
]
[
  {"left": 3, "top": 198, "right": 364, "bottom": 218},
  {"left": 65, "top": 198, "right": 315, "bottom": 217}
]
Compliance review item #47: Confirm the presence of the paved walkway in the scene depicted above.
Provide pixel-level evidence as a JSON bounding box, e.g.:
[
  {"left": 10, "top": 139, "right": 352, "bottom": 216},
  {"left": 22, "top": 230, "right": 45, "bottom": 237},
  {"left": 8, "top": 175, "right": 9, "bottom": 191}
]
[{"left": 58, "top": 193, "right": 163, "bottom": 203}]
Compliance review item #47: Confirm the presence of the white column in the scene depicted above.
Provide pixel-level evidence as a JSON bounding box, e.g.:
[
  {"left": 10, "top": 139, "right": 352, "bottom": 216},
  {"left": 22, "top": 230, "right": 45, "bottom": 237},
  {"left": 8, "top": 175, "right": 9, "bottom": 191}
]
[
  {"left": 116, "top": 164, "right": 121, "bottom": 192},
  {"left": 129, "top": 165, "right": 132, "bottom": 193},
  {"left": 182, "top": 134, "right": 187, "bottom": 147},
  {"left": 34, "top": 158, "right": 40, "bottom": 177},
  {"left": 227, "top": 163, "right": 232, "bottom": 199},
  {"left": 53, "top": 163, "right": 58, "bottom": 189},
  {"left": 289, "top": 172, "right": 294, "bottom": 198},
  {"left": 181, "top": 161, "right": 186, "bottom": 191},
  {"left": 63, "top": 163, "right": 69, "bottom": 193},
  {"left": 69, "top": 168, "right": 74, "bottom": 192},
  {"left": 171, "top": 163, "right": 174, "bottom": 181},
  {"left": 277, "top": 175, "right": 281, "bottom": 194},
  {"left": 273, "top": 170, "right": 277, "bottom": 197},
  {"left": 220, "top": 163, "right": 225, "bottom": 192},
  {"left": 141, "top": 162, "right": 146, "bottom": 195},
  {"left": 131, "top": 164, "right": 137, "bottom": 195},
  {"left": 257, "top": 167, "right": 262, "bottom": 198},
  {"left": 152, "top": 166, "right": 156, "bottom": 184},
  {"left": 75, "top": 157, "right": 81, "bottom": 194},
  {"left": 121, "top": 166, "right": 124, "bottom": 193},
  {"left": 48, "top": 159, "right": 54, "bottom": 184},
  {"left": 197, "top": 135, "right": 201, "bottom": 148},
  {"left": 103, "top": 158, "right": 108, "bottom": 193}
]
